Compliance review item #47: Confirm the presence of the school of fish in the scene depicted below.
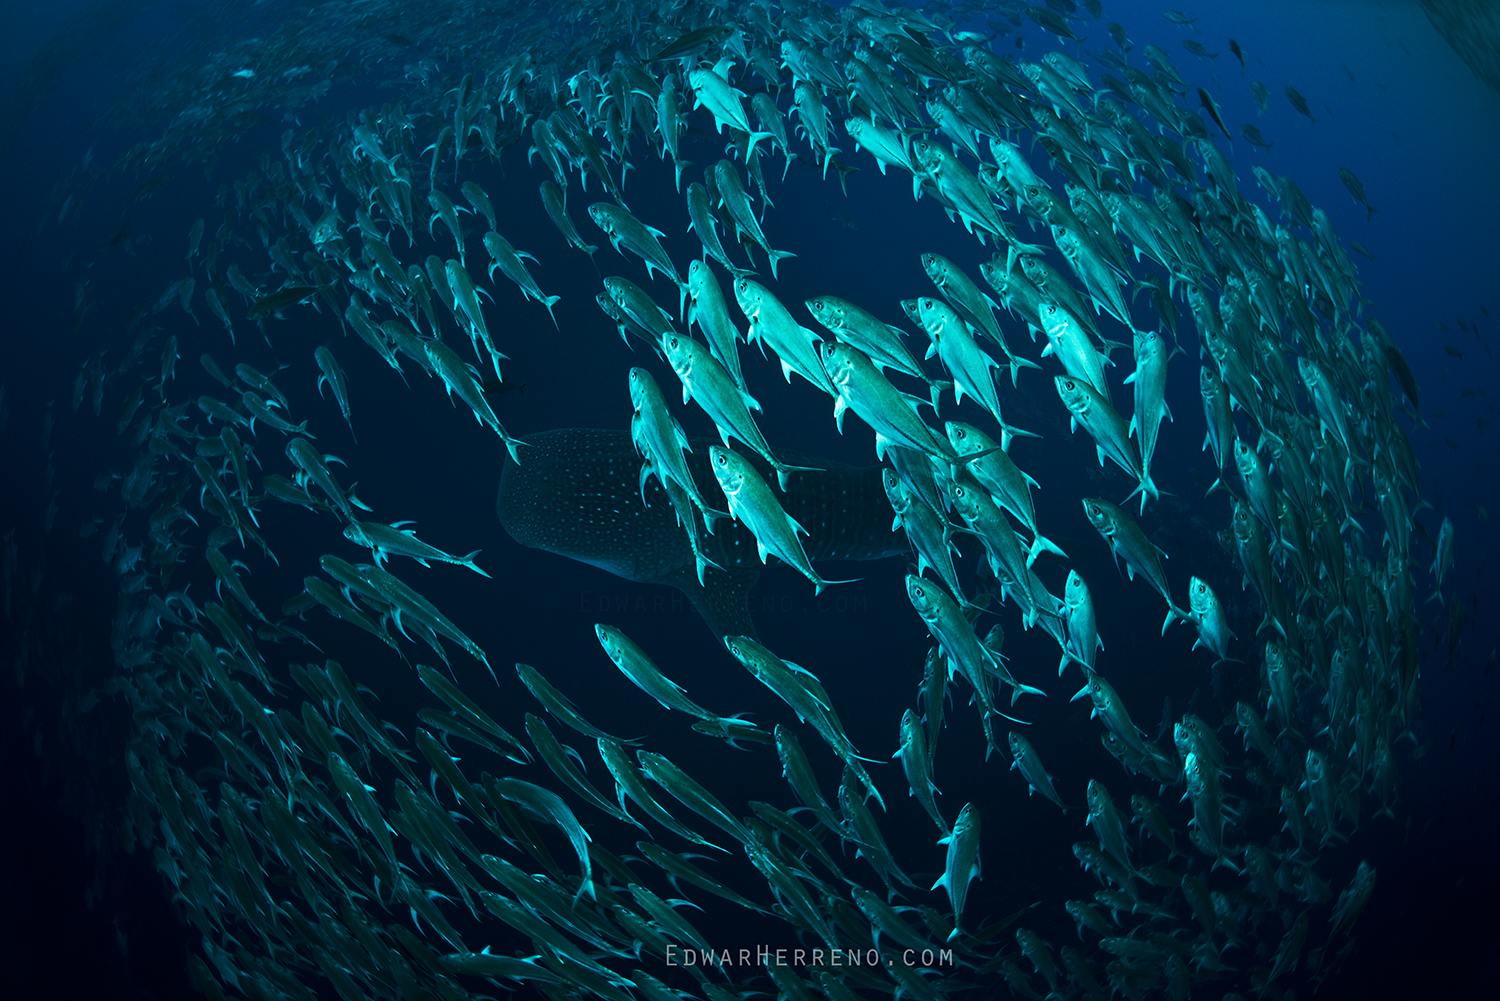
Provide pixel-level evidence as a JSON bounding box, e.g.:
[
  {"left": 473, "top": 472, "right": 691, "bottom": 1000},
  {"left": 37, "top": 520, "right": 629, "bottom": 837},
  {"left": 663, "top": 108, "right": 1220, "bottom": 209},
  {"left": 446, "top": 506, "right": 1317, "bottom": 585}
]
[{"left": 34, "top": 0, "right": 1449, "bottom": 999}]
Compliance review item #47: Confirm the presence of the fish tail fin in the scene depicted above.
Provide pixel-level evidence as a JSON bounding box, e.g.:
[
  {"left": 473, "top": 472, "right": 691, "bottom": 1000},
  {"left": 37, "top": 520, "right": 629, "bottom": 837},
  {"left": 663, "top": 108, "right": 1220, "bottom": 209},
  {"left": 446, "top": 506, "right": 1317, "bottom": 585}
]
[
  {"left": 774, "top": 462, "right": 823, "bottom": 490},
  {"left": 1009, "top": 681, "right": 1047, "bottom": 706},
  {"left": 928, "top": 379, "right": 945, "bottom": 412},
  {"left": 1008, "top": 354, "right": 1042, "bottom": 387},
  {"left": 460, "top": 551, "right": 491, "bottom": 578},
  {"left": 698, "top": 504, "right": 732, "bottom": 535},
  {"left": 999, "top": 423, "right": 1041, "bottom": 451},
  {"left": 742, "top": 131, "right": 778, "bottom": 162},
  {"left": 1027, "top": 534, "right": 1068, "bottom": 567},
  {"left": 812, "top": 575, "right": 862, "bottom": 596},
  {"left": 544, "top": 295, "right": 561, "bottom": 328},
  {"left": 767, "top": 249, "right": 796, "bottom": 279},
  {"left": 1162, "top": 604, "right": 1188, "bottom": 636}
]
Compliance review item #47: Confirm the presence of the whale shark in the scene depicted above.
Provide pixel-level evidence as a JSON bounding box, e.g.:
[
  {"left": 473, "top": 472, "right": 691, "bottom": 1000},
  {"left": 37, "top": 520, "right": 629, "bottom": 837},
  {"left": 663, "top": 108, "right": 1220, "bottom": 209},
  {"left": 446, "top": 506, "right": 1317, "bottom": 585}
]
[{"left": 496, "top": 428, "right": 909, "bottom": 639}]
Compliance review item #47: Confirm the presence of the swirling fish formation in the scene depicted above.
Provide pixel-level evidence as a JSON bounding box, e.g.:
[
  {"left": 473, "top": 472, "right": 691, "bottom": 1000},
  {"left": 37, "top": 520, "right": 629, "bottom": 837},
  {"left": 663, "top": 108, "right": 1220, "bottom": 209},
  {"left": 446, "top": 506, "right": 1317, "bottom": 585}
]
[{"left": 59, "top": 1, "right": 1444, "bottom": 999}]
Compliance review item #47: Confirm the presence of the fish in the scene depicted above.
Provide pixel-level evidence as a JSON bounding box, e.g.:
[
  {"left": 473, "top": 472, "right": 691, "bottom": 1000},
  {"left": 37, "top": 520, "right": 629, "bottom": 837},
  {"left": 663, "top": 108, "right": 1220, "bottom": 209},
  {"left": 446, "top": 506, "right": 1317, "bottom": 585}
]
[
  {"left": 1086, "top": 779, "right": 1131, "bottom": 870},
  {"left": 312, "top": 345, "right": 354, "bottom": 440},
  {"left": 343, "top": 520, "right": 489, "bottom": 577},
  {"left": 1198, "top": 88, "right": 1231, "bottom": 141},
  {"left": 685, "top": 181, "right": 748, "bottom": 278},
  {"left": 1056, "top": 376, "right": 1151, "bottom": 510},
  {"left": 713, "top": 159, "right": 796, "bottom": 279},
  {"left": 822, "top": 341, "right": 954, "bottom": 463},
  {"left": 594, "top": 623, "right": 717, "bottom": 720},
  {"left": 1286, "top": 86, "right": 1317, "bottom": 121},
  {"left": 895, "top": 708, "right": 947, "bottom": 833},
  {"left": 1251, "top": 79, "right": 1270, "bottom": 114},
  {"left": 1125, "top": 329, "right": 1171, "bottom": 507},
  {"left": 805, "top": 294, "right": 941, "bottom": 404},
  {"left": 710, "top": 445, "right": 859, "bottom": 596},
  {"left": 1082, "top": 497, "right": 1185, "bottom": 629},
  {"left": 1430, "top": 516, "right": 1455, "bottom": 601},
  {"left": 496, "top": 429, "right": 904, "bottom": 640},
  {"left": 933, "top": 803, "right": 981, "bottom": 939},
  {"left": 686, "top": 260, "right": 746, "bottom": 389},
  {"left": 1240, "top": 123, "right": 1274, "bottom": 150},
  {"left": 733, "top": 277, "right": 835, "bottom": 395},
  {"left": 1061, "top": 570, "right": 1102, "bottom": 675},
  {"left": 1186, "top": 576, "right": 1236, "bottom": 663},
  {"left": 1009, "top": 732, "right": 1068, "bottom": 812},
  {"left": 659, "top": 330, "right": 817, "bottom": 489},
  {"left": 629, "top": 366, "right": 729, "bottom": 577},
  {"left": 1229, "top": 38, "right": 1245, "bottom": 72},
  {"left": 945, "top": 422, "right": 1061, "bottom": 564},
  {"left": 538, "top": 180, "right": 599, "bottom": 259},
  {"left": 726, "top": 635, "right": 880, "bottom": 806},
  {"left": 1338, "top": 166, "right": 1379, "bottom": 220},
  {"left": 246, "top": 284, "right": 325, "bottom": 321},
  {"left": 425, "top": 339, "right": 524, "bottom": 462},
  {"left": 883, "top": 469, "right": 964, "bottom": 601},
  {"left": 913, "top": 296, "right": 1012, "bottom": 430},
  {"left": 906, "top": 575, "right": 1016, "bottom": 759},
  {"left": 588, "top": 202, "right": 684, "bottom": 291},
  {"left": 687, "top": 62, "right": 775, "bottom": 159},
  {"left": 482, "top": 230, "right": 561, "bottom": 325}
]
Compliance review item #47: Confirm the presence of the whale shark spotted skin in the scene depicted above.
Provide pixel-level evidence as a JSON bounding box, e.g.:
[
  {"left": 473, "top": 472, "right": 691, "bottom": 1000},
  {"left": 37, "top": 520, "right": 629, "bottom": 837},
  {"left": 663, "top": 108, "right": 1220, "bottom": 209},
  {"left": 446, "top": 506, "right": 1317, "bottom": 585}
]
[{"left": 496, "top": 428, "right": 909, "bottom": 639}]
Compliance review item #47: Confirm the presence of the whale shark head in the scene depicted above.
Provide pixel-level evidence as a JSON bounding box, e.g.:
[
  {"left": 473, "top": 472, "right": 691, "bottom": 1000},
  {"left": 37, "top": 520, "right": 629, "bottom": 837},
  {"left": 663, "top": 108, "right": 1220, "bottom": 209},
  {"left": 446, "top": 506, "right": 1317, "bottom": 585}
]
[{"left": 496, "top": 428, "right": 907, "bottom": 640}]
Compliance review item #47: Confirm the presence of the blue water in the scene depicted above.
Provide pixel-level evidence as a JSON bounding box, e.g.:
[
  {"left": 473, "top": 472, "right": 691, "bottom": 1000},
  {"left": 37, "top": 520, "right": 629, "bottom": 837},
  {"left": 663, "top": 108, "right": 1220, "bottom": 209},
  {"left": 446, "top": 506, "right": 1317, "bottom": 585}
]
[{"left": 1, "top": 1, "right": 1496, "bottom": 998}]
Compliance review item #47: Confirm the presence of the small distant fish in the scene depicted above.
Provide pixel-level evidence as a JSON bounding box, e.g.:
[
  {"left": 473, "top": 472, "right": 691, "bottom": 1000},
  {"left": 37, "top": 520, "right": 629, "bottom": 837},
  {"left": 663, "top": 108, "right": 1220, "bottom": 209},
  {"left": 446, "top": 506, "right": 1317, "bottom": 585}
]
[
  {"left": 1240, "top": 123, "right": 1274, "bottom": 150},
  {"left": 1182, "top": 40, "right": 1217, "bottom": 60},
  {"left": 1109, "top": 22, "right": 1130, "bottom": 50},
  {"left": 1164, "top": 10, "right": 1198, "bottom": 29},
  {"left": 1250, "top": 80, "right": 1269, "bottom": 114},
  {"left": 1344, "top": 65, "right": 1357, "bottom": 83},
  {"left": 1324, "top": 104, "right": 1337, "bottom": 118},
  {"left": 1286, "top": 86, "right": 1317, "bottom": 121},
  {"left": 1349, "top": 241, "right": 1375, "bottom": 261},
  {"left": 1229, "top": 39, "right": 1245, "bottom": 73},
  {"left": 247, "top": 284, "right": 325, "bottom": 321},
  {"left": 479, "top": 373, "right": 526, "bottom": 394},
  {"left": 1338, "top": 167, "right": 1378, "bottom": 220},
  {"left": 824, "top": 202, "right": 858, "bottom": 231},
  {"left": 1444, "top": 345, "right": 1463, "bottom": 359},
  {"left": 1198, "top": 88, "right": 1232, "bottom": 140},
  {"left": 108, "top": 216, "right": 133, "bottom": 247}
]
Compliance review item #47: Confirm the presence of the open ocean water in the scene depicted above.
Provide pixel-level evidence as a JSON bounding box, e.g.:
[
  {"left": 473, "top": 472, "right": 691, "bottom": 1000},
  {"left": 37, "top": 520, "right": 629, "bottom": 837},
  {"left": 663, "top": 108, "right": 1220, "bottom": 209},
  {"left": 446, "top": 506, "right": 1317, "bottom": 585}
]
[{"left": 0, "top": 1, "right": 1496, "bottom": 999}]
